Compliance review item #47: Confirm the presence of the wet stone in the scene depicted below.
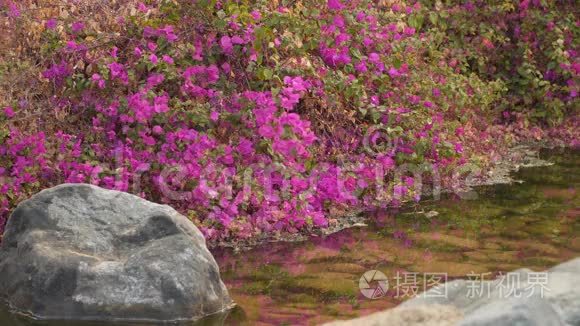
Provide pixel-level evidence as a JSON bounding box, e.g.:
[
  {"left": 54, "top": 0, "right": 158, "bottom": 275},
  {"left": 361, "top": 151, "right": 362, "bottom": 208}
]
[{"left": 0, "top": 184, "right": 233, "bottom": 322}]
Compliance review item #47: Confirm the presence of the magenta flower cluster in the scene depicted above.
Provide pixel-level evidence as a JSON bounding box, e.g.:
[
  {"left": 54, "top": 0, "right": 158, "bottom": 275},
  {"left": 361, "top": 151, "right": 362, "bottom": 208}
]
[{"left": 0, "top": 0, "right": 577, "bottom": 242}]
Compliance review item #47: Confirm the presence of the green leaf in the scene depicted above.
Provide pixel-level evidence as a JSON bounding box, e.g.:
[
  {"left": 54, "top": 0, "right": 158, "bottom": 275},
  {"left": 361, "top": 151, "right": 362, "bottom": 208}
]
[
  {"left": 429, "top": 12, "right": 438, "bottom": 26},
  {"left": 393, "top": 58, "right": 402, "bottom": 69},
  {"left": 409, "top": 14, "right": 424, "bottom": 30}
]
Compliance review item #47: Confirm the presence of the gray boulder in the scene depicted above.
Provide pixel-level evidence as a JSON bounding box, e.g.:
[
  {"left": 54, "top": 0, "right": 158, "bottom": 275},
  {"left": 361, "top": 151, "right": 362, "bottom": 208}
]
[
  {"left": 402, "top": 257, "right": 580, "bottom": 326},
  {"left": 458, "top": 294, "right": 564, "bottom": 326},
  {"left": 323, "top": 304, "right": 463, "bottom": 326},
  {"left": 0, "top": 184, "right": 233, "bottom": 322}
]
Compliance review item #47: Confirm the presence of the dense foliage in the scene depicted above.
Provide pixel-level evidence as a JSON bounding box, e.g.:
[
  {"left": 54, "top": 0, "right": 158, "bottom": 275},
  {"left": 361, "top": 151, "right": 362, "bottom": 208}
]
[{"left": 0, "top": 0, "right": 578, "bottom": 243}]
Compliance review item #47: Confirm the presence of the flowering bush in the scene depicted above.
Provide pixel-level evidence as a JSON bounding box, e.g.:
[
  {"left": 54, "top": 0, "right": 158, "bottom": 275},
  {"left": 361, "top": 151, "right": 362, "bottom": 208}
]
[
  {"left": 417, "top": 0, "right": 579, "bottom": 124},
  {"left": 0, "top": 0, "right": 577, "bottom": 243}
]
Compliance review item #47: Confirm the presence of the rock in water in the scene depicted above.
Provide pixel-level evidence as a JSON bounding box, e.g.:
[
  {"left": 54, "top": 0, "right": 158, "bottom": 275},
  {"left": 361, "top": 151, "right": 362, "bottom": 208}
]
[
  {"left": 401, "top": 258, "right": 580, "bottom": 326},
  {"left": 0, "top": 184, "right": 233, "bottom": 322}
]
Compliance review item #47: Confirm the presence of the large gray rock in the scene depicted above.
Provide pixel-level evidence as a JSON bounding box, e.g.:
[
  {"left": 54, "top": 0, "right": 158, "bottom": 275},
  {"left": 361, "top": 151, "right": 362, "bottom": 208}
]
[
  {"left": 0, "top": 184, "right": 233, "bottom": 322},
  {"left": 401, "top": 258, "right": 580, "bottom": 326},
  {"left": 458, "top": 294, "right": 564, "bottom": 326},
  {"left": 323, "top": 304, "right": 463, "bottom": 326}
]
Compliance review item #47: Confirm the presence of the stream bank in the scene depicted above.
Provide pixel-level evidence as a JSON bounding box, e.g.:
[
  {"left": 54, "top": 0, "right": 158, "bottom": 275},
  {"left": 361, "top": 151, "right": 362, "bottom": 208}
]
[{"left": 0, "top": 148, "right": 576, "bottom": 325}]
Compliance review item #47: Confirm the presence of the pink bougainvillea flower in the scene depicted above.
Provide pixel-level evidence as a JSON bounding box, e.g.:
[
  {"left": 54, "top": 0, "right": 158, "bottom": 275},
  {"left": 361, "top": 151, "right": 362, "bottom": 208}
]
[
  {"left": 42, "top": 61, "right": 71, "bottom": 85},
  {"left": 137, "top": 2, "right": 148, "bottom": 12},
  {"left": 162, "top": 55, "right": 174, "bottom": 64},
  {"left": 146, "top": 73, "right": 164, "bottom": 88},
  {"left": 71, "top": 21, "right": 85, "bottom": 33},
  {"left": 221, "top": 62, "right": 231, "bottom": 73},
  {"left": 210, "top": 111, "right": 219, "bottom": 122},
  {"left": 3, "top": 107, "right": 15, "bottom": 118},
  {"left": 153, "top": 94, "right": 169, "bottom": 113},
  {"left": 409, "top": 95, "right": 421, "bottom": 105},
  {"left": 91, "top": 74, "right": 106, "bottom": 89},
  {"left": 220, "top": 36, "right": 233, "bottom": 54},
  {"left": 519, "top": 0, "right": 530, "bottom": 11},
  {"left": 250, "top": 10, "right": 261, "bottom": 20},
  {"left": 378, "top": 155, "right": 395, "bottom": 170},
  {"left": 355, "top": 61, "right": 368, "bottom": 73},
  {"left": 328, "top": 0, "right": 344, "bottom": 10},
  {"left": 7, "top": 2, "right": 20, "bottom": 17},
  {"left": 231, "top": 36, "right": 245, "bottom": 45},
  {"left": 388, "top": 67, "right": 401, "bottom": 78},
  {"left": 143, "top": 26, "right": 156, "bottom": 38},
  {"left": 108, "top": 62, "right": 128, "bottom": 84},
  {"left": 45, "top": 18, "right": 57, "bottom": 30},
  {"left": 404, "top": 27, "right": 416, "bottom": 35},
  {"left": 464, "top": 2, "right": 476, "bottom": 11},
  {"left": 149, "top": 54, "right": 159, "bottom": 64},
  {"left": 158, "top": 25, "right": 178, "bottom": 42}
]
